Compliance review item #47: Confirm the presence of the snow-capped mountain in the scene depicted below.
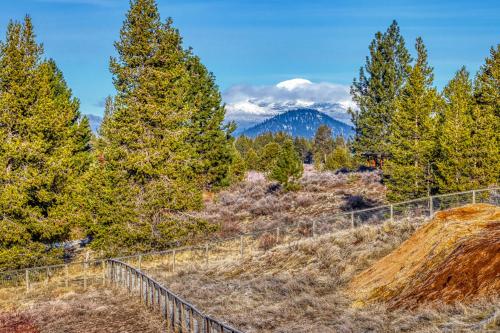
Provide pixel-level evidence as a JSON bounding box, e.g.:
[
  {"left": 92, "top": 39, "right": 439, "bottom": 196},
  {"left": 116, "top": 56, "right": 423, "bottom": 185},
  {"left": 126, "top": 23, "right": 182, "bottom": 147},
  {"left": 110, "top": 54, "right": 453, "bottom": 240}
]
[
  {"left": 240, "top": 108, "right": 354, "bottom": 139},
  {"left": 224, "top": 78, "right": 355, "bottom": 134}
]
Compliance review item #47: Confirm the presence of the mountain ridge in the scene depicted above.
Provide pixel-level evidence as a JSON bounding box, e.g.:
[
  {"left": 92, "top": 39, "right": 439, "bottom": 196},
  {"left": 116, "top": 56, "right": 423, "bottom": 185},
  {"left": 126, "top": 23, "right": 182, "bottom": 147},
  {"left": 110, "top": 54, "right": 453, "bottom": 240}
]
[{"left": 239, "top": 108, "right": 354, "bottom": 139}]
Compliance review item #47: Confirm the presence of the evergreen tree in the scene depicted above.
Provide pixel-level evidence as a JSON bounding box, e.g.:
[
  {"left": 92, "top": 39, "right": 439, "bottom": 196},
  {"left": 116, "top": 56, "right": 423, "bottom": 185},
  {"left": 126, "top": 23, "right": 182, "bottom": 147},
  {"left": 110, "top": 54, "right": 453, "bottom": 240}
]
[
  {"left": 350, "top": 21, "right": 411, "bottom": 161},
  {"left": 269, "top": 140, "right": 303, "bottom": 191},
  {"left": 253, "top": 132, "right": 275, "bottom": 151},
  {"left": 258, "top": 142, "right": 281, "bottom": 172},
  {"left": 435, "top": 68, "right": 475, "bottom": 192},
  {"left": 294, "top": 136, "right": 313, "bottom": 164},
  {"left": 92, "top": 0, "right": 213, "bottom": 254},
  {"left": 184, "top": 53, "right": 234, "bottom": 189},
  {"left": 324, "top": 146, "right": 353, "bottom": 171},
  {"left": 227, "top": 147, "right": 246, "bottom": 184},
  {"left": 471, "top": 45, "right": 500, "bottom": 187},
  {"left": 384, "top": 38, "right": 439, "bottom": 201},
  {"left": 234, "top": 135, "right": 254, "bottom": 157},
  {"left": 244, "top": 148, "right": 259, "bottom": 171},
  {"left": 312, "top": 124, "right": 334, "bottom": 168},
  {"left": 0, "top": 17, "right": 92, "bottom": 269}
]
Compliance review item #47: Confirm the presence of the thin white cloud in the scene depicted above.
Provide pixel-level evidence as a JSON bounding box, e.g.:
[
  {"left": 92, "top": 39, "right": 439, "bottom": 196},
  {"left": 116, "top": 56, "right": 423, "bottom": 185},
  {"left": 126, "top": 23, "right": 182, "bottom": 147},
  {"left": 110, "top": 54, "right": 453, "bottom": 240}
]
[{"left": 223, "top": 78, "right": 355, "bottom": 125}]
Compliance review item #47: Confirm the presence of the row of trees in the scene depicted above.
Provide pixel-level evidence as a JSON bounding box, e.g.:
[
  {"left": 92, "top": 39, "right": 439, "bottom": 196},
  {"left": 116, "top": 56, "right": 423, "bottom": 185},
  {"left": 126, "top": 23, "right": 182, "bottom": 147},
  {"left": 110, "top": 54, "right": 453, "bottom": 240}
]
[
  {"left": 351, "top": 21, "right": 499, "bottom": 201},
  {"left": 0, "top": 0, "right": 238, "bottom": 270},
  {"left": 235, "top": 126, "right": 356, "bottom": 173}
]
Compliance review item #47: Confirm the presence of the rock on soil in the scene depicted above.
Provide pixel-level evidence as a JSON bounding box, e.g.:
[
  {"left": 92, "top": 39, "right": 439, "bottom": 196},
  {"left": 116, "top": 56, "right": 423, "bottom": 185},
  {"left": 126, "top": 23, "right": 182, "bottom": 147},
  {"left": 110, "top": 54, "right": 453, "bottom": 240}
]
[{"left": 349, "top": 204, "right": 500, "bottom": 309}]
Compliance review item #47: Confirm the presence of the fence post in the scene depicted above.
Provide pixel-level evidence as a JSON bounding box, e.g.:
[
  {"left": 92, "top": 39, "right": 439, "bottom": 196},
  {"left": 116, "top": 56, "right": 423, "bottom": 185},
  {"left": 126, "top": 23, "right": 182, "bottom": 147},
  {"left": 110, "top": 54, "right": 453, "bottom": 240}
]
[
  {"left": 172, "top": 298, "right": 177, "bottom": 331},
  {"left": 429, "top": 196, "right": 434, "bottom": 217},
  {"left": 83, "top": 252, "right": 89, "bottom": 290},
  {"left": 205, "top": 244, "right": 209, "bottom": 267},
  {"left": 102, "top": 261, "right": 106, "bottom": 286},
  {"left": 189, "top": 308, "right": 194, "bottom": 333},
  {"left": 45, "top": 267, "right": 49, "bottom": 286},
  {"left": 138, "top": 255, "right": 142, "bottom": 271},
  {"left": 276, "top": 227, "right": 280, "bottom": 242},
  {"left": 25, "top": 269, "right": 29, "bottom": 293},
  {"left": 172, "top": 250, "right": 176, "bottom": 272},
  {"left": 351, "top": 212, "right": 355, "bottom": 228},
  {"left": 65, "top": 264, "right": 69, "bottom": 288},
  {"left": 240, "top": 235, "right": 244, "bottom": 259},
  {"left": 127, "top": 268, "right": 131, "bottom": 293},
  {"left": 178, "top": 300, "right": 182, "bottom": 331},
  {"left": 163, "top": 291, "right": 168, "bottom": 320},
  {"left": 312, "top": 220, "right": 316, "bottom": 237},
  {"left": 140, "top": 275, "right": 144, "bottom": 303},
  {"left": 472, "top": 190, "right": 476, "bottom": 204},
  {"left": 390, "top": 204, "right": 394, "bottom": 223}
]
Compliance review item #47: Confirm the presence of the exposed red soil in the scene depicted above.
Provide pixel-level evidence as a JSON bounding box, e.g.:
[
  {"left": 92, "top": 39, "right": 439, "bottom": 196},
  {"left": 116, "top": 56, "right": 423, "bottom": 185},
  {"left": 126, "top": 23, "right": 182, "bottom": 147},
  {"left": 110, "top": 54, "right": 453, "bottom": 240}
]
[
  {"left": 349, "top": 204, "right": 500, "bottom": 309},
  {"left": 390, "top": 223, "right": 499, "bottom": 308}
]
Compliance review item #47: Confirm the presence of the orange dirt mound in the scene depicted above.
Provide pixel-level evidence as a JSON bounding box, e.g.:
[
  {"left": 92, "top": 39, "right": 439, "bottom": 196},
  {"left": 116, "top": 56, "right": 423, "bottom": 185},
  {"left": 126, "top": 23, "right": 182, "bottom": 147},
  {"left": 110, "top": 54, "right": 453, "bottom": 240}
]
[{"left": 349, "top": 204, "right": 500, "bottom": 309}]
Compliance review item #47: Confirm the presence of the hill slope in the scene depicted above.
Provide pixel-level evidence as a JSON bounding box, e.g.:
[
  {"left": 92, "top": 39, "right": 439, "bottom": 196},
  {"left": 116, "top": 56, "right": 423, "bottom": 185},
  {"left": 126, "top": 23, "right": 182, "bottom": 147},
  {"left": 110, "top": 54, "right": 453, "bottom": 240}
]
[
  {"left": 349, "top": 204, "right": 500, "bottom": 309},
  {"left": 240, "top": 108, "right": 354, "bottom": 138}
]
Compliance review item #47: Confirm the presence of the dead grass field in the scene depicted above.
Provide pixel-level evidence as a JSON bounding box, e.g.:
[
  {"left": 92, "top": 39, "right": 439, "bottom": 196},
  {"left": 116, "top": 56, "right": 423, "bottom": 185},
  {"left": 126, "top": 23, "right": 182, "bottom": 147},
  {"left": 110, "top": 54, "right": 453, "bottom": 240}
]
[{"left": 0, "top": 287, "right": 165, "bottom": 333}]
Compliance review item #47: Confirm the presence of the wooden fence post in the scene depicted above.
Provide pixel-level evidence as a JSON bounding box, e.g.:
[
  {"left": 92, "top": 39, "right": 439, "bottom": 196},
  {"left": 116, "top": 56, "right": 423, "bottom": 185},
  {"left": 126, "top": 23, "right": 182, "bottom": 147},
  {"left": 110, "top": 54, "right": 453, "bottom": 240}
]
[
  {"left": 276, "top": 227, "right": 280, "bottom": 242},
  {"left": 312, "top": 220, "right": 316, "bottom": 237},
  {"left": 138, "top": 255, "right": 142, "bottom": 271},
  {"left": 25, "top": 269, "right": 29, "bottom": 293},
  {"left": 189, "top": 308, "right": 194, "bottom": 333},
  {"left": 472, "top": 190, "right": 476, "bottom": 204},
  {"left": 172, "top": 298, "right": 177, "bottom": 331},
  {"left": 240, "top": 236, "right": 244, "bottom": 259},
  {"left": 102, "top": 261, "right": 106, "bottom": 286},
  {"left": 65, "top": 264, "right": 69, "bottom": 288},
  {"left": 205, "top": 244, "right": 209, "bottom": 267},
  {"left": 429, "top": 196, "right": 434, "bottom": 217},
  {"left": 83, "top": 252, "right": 89, "bottom": 290},
  {"left": 351, "top": 212, "right": 355, "bottom": 228},
  {"left": 390, "top": 204, "right": 394, "bottom": 223},
  {"left": 163, "top": 291, "right": 168, "bottom": 320},
  {"left": 172, "top": 250, "right": 176, "bottom": 272},
  {"left": 178, "top": 301, "right": 183, "bottom": 331},
  {"left": 45, "top": 267, "right": 49, "bottom": 286}
]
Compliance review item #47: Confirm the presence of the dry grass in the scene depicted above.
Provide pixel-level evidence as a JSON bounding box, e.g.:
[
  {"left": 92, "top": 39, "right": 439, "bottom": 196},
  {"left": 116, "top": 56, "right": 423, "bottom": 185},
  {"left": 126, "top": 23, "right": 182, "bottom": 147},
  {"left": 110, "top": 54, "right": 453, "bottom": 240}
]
[
  {"left": 0, "top": 287, "right": 165, "bottom": 333},
  {"left": 201, "top": 169, "right": 386, "bottom": 237},
  {"left": 146, "top": 220, "right": 499, "bottom": 332}
]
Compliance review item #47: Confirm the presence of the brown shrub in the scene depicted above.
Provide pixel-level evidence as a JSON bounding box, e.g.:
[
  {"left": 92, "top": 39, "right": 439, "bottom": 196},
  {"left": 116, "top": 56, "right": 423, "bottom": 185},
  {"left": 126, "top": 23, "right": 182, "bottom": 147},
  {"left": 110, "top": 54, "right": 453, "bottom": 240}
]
[
  {"left": 0, "top": 313, "right": 38, "bottom": 333},
  {"left": 258, "top": 233, "right": 278, "bottom": 251}
]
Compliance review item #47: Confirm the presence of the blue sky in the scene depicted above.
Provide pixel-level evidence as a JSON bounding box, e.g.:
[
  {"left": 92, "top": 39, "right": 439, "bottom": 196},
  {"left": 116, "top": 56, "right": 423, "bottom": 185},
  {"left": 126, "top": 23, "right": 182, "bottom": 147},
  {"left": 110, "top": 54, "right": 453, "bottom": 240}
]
[{"left": 1, "top": 0, "right": 499, "bottom": 117}]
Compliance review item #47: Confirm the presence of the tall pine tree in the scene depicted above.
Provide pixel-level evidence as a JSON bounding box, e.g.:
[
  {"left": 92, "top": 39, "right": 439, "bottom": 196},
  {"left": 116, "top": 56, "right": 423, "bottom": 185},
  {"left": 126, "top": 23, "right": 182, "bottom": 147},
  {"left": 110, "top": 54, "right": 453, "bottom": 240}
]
[
  {"left": 184, "top": 53, "right": 234, "bottom": 189},
  {"left": 470, "top": 45, "right": 500, "bottom": 186},
  {"left": 350, "top": 21, "right": 411, "bottom": 162},
  {"left": 0, "top": 17, "right": 92, "bottom": 270},
  {"left": 384, "top": 38, "right": 439, "bottom": 201},
  {"left": 435, "top": 68, "right": 475, "bottom": 192},
  {"left": 90, "top": 0, "right": 223, "bottom": 254}
]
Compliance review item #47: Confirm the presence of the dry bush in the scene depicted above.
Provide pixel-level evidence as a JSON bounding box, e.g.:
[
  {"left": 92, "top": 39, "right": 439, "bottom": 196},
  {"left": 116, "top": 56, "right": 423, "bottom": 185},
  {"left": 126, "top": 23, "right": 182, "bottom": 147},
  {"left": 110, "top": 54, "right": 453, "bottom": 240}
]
[
  {"left": 0, "top": 313, "right": 38, "bottom": 333},
  {"left": 257, "top": 233, "right": 278, "bottom": 251},
  {"left": 198, "top": 169, "right": 386, "bottom": 240}
]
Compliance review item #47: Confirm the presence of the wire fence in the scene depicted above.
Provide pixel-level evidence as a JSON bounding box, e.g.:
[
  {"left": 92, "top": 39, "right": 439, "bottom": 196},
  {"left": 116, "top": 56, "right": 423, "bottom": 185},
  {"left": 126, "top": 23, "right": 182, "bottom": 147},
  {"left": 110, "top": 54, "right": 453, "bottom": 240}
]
[
  {"left": 108, "top": 259, "right": 243, "bottom": 333},
  {"left": 1, "top": 187, "right": 498, "bottom": 296}
]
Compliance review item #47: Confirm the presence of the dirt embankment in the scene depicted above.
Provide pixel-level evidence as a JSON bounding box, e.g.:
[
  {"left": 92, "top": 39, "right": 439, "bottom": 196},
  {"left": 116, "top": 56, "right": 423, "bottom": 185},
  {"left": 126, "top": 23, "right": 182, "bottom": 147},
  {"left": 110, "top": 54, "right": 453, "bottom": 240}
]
[{"left": 349, "top": 204, "right": 500, "bottom": 309}]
